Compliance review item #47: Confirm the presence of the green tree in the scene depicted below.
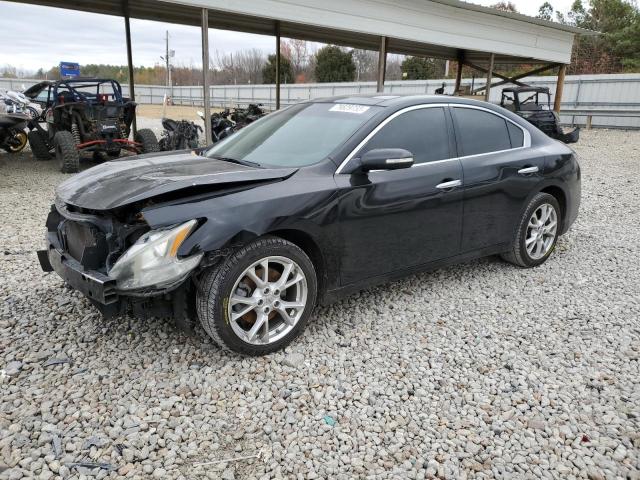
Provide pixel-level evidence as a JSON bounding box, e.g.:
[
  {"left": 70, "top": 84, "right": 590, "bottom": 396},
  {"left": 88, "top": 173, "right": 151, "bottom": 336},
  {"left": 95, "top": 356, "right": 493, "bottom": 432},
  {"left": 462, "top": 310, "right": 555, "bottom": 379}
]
[
  {"left": 401, "top": 56, "right": 446, "bottom": 80},
  {"left": 538, "top": 0, "right": 640, "bottom": 72},
  {"left": 262, "top": 54, "right": 294, "bottom": 84},
  {"left": 537, "top": 1, "right": 555, "bottom": 20},
  {"left": 570, "top": 0, "right": 640, "bottom": 72},
  {"left": 567, "top": 0, "right": 587, "bottom": 25},
  {"left": 314, "top": 46, "right": 356, "bottom": 82}
]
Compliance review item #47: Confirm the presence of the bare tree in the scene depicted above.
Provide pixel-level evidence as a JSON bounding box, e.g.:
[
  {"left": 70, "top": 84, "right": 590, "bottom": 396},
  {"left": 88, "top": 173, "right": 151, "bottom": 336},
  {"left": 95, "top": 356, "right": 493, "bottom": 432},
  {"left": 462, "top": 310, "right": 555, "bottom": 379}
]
[
  {"left": 213, "top": 48, "right": 266, "bottom": 85},
  {"left": 385, "top": 54, "right": 404, "bottom": 81},
  {"left": 491, "top": 1, "right": 518, "bottom": 12},
  {"left": 352, "top": 49, "right": 378, "bottom": 81}
]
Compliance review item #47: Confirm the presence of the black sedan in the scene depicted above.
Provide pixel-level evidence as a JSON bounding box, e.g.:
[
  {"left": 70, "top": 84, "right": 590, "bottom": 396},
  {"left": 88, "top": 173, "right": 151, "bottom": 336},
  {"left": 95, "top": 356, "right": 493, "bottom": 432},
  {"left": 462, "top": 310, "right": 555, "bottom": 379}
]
[{"left": 38, "top": 95, "right": 581, "bottom": 355}]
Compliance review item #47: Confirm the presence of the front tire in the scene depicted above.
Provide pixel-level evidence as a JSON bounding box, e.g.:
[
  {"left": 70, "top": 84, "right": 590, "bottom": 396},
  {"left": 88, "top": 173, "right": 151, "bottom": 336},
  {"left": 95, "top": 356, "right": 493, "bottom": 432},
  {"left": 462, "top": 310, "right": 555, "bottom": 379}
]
[
  {"left": 501, "top": 192, "right": 561, "bottom": 267},
  {"left": 196, "top": 237, "right": 317, "bottom": 355},
  {"left": 54, "top": 131, "right": 80, "bottom": 173},
  {"left": 135, "top": 128, "right": 159, "bottom": 153}
]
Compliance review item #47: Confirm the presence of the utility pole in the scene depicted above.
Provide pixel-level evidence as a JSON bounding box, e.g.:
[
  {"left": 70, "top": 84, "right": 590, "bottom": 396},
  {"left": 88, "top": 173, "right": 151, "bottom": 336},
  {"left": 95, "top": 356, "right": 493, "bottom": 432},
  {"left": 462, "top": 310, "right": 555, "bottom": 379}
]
[
  {"left": 161, "top": 31, "right": 174, "bottom": 102},
  {"left": 167, "top": 31, "right": 172, "bottom": 100}
]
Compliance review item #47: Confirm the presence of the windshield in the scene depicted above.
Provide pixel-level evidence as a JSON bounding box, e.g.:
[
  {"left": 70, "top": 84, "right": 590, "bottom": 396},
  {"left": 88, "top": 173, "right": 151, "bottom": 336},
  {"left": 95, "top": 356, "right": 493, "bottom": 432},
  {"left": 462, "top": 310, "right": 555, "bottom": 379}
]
[
  {"left": 518, "top": 91, "right": 550, "bottom": 111},
  {"left": 205, "top": 102, "right": 382, "bottom": 167}
]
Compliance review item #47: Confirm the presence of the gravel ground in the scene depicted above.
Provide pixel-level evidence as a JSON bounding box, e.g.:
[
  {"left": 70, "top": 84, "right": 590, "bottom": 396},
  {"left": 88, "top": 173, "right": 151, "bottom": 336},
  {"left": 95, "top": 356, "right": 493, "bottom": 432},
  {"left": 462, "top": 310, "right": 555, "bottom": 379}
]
[{"left": 1, "top": 129, "right": 639, "bottom": 480}]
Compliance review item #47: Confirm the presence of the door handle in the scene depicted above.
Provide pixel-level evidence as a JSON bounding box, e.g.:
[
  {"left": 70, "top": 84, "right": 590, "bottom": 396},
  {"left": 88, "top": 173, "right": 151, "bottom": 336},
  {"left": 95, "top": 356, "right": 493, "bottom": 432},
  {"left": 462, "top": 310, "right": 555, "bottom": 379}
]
[
  {"left": 436, "top": 179, "right": 462, "bottom": 190},
  {"left": 518, "top": 166, "right": 539, "bottom": 175}
]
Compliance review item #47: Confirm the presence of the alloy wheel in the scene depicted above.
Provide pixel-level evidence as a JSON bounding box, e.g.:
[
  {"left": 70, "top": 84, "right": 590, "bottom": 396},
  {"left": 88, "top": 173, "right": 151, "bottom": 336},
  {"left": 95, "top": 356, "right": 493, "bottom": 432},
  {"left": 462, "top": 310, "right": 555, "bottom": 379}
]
[
  {"left": 228, "top": 256, "right": 308, "bottom": 345},
  {"left": 525, "top": 203, "right": 558, "bottom": 260},
  {"left": 8, "top": 131, "right": 27, "bottom": 153}
]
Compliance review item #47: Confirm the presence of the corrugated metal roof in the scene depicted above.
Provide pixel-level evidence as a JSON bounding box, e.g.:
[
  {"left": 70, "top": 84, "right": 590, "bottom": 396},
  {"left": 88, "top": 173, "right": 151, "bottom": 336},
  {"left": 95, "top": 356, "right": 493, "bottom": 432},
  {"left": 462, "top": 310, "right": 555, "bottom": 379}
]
[{"left": 6, "top": 0, "right": 594, "bottom": 64}]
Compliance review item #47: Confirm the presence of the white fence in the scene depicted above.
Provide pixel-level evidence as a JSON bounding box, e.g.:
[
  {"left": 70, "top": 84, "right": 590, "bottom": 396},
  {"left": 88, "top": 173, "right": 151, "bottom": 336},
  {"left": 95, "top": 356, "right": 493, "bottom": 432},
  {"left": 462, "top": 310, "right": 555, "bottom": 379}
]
[{"left": 2, "top": 74, "right": 639, "bottom": 128}]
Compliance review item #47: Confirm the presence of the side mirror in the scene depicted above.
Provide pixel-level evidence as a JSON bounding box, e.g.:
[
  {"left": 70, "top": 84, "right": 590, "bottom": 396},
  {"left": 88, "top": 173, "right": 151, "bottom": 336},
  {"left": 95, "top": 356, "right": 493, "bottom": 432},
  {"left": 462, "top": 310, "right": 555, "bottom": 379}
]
[{"left": 359, "top": 148, "right": 414, "bottom": 172}]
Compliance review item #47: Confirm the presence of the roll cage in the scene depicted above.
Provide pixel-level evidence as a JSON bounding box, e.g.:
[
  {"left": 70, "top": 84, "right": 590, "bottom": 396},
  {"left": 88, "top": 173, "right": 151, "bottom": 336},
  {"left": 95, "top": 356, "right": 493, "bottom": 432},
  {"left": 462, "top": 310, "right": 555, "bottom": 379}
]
[
  {"left": 501, "top": 86, "right": 552, "bottom": 112},
  {"left": 51, "top": 79, "right": 125, "bottom": 106}
]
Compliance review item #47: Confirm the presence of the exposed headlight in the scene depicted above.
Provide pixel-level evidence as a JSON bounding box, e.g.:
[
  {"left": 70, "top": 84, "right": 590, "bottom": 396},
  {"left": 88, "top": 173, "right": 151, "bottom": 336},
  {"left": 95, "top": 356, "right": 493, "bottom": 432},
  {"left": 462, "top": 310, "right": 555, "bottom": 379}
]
[{"left": 109, "top": 219, "right": 203, "bottom": 291}]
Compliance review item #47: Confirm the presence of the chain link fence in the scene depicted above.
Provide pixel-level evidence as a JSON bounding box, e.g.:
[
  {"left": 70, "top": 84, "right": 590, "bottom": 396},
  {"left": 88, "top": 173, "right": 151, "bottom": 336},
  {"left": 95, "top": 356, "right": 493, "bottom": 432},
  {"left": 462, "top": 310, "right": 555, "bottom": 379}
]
[{"left": 2, "top": 74, "right": 639, "bottom": 128}]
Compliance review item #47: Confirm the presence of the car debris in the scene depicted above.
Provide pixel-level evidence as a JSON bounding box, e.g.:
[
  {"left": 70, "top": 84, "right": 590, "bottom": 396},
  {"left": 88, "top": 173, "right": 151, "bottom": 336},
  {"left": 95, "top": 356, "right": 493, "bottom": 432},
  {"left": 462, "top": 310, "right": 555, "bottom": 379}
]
[
  {"left": 197, "top": 103, "right": 267, "bottom": 143},
  {"left": 158, "top": 118, "right": 202, "bottom": 151}
]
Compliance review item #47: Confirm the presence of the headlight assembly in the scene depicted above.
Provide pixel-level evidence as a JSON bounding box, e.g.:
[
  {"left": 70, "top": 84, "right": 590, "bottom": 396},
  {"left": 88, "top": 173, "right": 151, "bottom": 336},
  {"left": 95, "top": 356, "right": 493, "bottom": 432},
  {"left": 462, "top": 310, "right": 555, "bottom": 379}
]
[{"left": 109, "top": 219, "right": 203, "bottom": 291}]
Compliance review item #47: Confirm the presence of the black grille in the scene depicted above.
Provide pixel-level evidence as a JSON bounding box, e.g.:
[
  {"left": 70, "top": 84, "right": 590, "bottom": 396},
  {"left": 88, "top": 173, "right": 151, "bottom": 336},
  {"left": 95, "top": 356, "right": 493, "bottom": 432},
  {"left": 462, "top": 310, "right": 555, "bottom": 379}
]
[{"left": 60, "top": 221, "right": 109, "bottom": 270}]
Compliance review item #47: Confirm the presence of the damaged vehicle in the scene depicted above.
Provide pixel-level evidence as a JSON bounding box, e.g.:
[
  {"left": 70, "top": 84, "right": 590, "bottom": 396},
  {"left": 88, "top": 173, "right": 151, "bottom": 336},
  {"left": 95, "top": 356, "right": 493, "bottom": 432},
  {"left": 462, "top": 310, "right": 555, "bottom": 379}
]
[
  {"left": 500, "top": 86, "right": 579, "bottom": 143},
  {"left": 39, "top": 95, "right": 581, "bottom": 355},
  {"left": 25, "top": 78, "right": 158, "bottom": 173}
]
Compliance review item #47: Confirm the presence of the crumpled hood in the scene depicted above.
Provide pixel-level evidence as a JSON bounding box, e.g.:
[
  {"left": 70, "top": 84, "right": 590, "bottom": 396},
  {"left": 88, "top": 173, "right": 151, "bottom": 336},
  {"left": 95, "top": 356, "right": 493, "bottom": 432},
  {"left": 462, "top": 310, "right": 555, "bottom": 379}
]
[{"left": 56, "top": 151, "right": 297, "bottom": 210}]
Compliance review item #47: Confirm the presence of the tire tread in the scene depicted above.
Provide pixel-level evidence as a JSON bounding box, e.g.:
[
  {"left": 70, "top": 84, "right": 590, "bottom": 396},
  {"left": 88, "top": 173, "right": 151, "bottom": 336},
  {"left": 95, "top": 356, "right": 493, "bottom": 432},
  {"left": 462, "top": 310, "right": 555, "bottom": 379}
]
[
  {"left": 135, "top": 128, "right": 159, "bottom": 153},
  {"left": 55, "top": 130, "right": 80, "bottom": 173},
  {"left": 28, "top": 130, "right": 51, "bottom": 160}
]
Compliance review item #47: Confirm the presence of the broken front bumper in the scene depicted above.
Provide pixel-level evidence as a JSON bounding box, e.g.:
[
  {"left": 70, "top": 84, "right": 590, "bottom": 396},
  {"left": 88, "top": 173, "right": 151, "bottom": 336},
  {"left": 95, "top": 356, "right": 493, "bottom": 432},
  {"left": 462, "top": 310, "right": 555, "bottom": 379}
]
[{"left": 38, "top": 245, "right": 118, "bottom": 306}]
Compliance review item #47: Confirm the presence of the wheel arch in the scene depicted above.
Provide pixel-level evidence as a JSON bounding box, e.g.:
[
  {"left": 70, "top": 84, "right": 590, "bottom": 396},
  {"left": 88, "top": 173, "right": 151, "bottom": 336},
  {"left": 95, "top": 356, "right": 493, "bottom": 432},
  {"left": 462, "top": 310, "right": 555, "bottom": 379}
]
[
  {"left": 267, "top": 229, "right": 327, "bottom": 297},
  {"left": 539, "top": 184, "right": 567, "bottom": 231}
]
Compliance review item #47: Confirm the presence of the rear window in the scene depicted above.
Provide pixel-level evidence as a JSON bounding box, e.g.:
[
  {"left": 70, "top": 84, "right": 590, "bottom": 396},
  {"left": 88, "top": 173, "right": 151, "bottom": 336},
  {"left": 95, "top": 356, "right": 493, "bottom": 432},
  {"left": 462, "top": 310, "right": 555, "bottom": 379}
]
[
  {"left": 453, "top": 107, "right": 512, "bottom": 156},
  {"left": 507, "top": 122, "right": 524, "bottom": 148}
]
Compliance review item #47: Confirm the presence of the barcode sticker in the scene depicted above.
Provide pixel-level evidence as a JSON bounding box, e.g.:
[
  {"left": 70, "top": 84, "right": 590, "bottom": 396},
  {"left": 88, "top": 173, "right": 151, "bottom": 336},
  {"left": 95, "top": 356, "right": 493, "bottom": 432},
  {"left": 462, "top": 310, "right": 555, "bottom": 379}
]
[{"left": 329, "top": 104, "right": 370, "bottom": 114}]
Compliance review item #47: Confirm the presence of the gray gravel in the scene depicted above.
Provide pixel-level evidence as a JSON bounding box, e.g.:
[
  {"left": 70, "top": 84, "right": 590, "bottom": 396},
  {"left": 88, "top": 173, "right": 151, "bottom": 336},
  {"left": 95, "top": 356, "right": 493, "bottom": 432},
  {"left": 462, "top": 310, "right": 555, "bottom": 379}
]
[{"left": 1, "top": 129, "right": 639, "bottom": 479}]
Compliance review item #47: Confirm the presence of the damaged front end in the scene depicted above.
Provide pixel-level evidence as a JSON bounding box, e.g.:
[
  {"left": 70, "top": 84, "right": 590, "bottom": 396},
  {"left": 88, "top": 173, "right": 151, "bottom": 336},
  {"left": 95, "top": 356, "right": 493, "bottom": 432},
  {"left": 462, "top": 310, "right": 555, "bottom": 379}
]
[{"left": 38, "top": 197, "right": 203, "bottom": 323}]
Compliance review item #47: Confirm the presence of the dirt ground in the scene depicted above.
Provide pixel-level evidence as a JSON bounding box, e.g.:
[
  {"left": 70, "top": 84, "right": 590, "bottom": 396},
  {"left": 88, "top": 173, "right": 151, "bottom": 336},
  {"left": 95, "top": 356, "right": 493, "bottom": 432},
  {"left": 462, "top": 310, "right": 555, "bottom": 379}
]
[{"left": 136, "top": 104, "right": 205, "bottom": 121}]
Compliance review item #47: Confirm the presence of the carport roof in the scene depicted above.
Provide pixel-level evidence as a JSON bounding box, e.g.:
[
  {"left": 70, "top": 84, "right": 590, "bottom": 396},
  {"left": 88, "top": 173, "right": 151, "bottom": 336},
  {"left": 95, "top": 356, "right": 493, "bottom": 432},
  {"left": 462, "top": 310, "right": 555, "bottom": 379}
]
[{"left": 7, "top": 0, "right": 596, "bottom": 64}]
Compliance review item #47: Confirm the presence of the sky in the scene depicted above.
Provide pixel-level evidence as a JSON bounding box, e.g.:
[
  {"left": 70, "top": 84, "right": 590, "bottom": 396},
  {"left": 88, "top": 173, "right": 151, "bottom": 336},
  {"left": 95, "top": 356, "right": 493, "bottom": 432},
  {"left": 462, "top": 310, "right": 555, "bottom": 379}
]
[{"left": 0, "top": 0, "right": 577, "bottom": 73}]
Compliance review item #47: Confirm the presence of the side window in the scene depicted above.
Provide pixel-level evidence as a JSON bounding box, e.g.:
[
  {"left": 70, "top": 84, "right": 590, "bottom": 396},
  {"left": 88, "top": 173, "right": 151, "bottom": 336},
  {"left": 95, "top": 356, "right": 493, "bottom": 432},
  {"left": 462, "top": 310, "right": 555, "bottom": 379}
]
[
  {"left": 360, "top": 107, "right": 450, "bottom": 164},
  {"left": 453, "top": 107, "right": 512, "bottom": 156},
  {"left": 507, "top": 122, "right": 524, "bottom": 148}
]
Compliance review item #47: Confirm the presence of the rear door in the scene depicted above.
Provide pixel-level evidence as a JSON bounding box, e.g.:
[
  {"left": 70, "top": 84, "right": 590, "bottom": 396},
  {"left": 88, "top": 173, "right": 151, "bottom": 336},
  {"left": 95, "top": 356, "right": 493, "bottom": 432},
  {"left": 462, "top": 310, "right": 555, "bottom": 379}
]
[{"left": 451, "top": 106, "right": 544, "bottom": 251}]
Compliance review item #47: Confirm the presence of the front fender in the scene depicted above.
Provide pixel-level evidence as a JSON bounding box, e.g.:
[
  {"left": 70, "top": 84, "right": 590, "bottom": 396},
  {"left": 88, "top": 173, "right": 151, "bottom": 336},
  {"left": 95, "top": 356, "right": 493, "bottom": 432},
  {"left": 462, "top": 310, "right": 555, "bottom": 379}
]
[{"left": 140, "top": 174, "right": 341, "bottom": 264}]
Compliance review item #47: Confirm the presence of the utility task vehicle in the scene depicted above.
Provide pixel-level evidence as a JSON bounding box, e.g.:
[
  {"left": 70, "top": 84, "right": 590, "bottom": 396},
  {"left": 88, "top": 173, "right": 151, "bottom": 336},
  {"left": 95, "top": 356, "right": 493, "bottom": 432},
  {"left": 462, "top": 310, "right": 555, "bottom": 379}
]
[
  {"left": 25, "top": 79, "right": 158, "bottom": 173},
  {"left": 500, "top": 86, "right": 579, "bottom": 144}
]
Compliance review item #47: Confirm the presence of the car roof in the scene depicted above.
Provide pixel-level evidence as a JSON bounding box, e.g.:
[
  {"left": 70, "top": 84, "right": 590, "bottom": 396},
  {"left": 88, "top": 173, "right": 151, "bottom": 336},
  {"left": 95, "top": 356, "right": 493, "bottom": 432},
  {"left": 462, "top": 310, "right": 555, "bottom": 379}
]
[{"left": 307, "top": 93, "right": 507, "bottom": 110}]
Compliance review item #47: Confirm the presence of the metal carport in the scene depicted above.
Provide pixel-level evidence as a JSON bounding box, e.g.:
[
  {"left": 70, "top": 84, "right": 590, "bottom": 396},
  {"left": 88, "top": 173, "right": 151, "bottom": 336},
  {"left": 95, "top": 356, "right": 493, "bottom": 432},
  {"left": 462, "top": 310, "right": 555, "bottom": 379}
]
[{"left": 7, "top": 0, "right": 595, "bottom": 143}]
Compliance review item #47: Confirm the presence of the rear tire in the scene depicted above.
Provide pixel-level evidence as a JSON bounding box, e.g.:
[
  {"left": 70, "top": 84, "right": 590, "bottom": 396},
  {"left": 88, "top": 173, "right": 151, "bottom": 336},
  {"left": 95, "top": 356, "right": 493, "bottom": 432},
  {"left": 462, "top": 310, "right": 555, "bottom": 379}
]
[
  {"left": 196, "top": 237, "right": 317, "bottom": 355},
  {"left": 501, "top": 192, "right": 561, "bottom": 268},
  {"left": 135, "top": 128, "right": 159, "bottom": 154},
  {"left": 28, "top": 130, "right": 51, "bottom": 160},
  {"left": 54, "top": 131, "right": 80, "bottom": 173}
]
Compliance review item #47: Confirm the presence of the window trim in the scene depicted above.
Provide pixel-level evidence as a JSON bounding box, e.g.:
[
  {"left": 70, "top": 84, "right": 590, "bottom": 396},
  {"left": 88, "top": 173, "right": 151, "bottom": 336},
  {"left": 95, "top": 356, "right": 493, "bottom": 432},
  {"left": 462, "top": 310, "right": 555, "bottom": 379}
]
[{"left": 335, "top": 103, "right": 531, "bottom": 174}]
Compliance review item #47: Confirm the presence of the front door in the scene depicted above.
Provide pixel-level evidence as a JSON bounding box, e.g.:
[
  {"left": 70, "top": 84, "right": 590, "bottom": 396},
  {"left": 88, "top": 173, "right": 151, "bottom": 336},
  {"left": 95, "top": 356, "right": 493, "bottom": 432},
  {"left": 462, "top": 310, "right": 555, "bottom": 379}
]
[{"left": 335, "top": 105, "right": 464, "bottom": 285}]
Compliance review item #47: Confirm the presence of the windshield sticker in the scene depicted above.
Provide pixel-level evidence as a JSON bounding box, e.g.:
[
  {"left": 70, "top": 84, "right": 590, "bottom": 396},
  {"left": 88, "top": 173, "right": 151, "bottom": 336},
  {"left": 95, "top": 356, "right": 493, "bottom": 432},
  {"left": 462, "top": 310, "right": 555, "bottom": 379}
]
[{"left": 330, "top": 104, "right": 370, "bottom": 114}]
